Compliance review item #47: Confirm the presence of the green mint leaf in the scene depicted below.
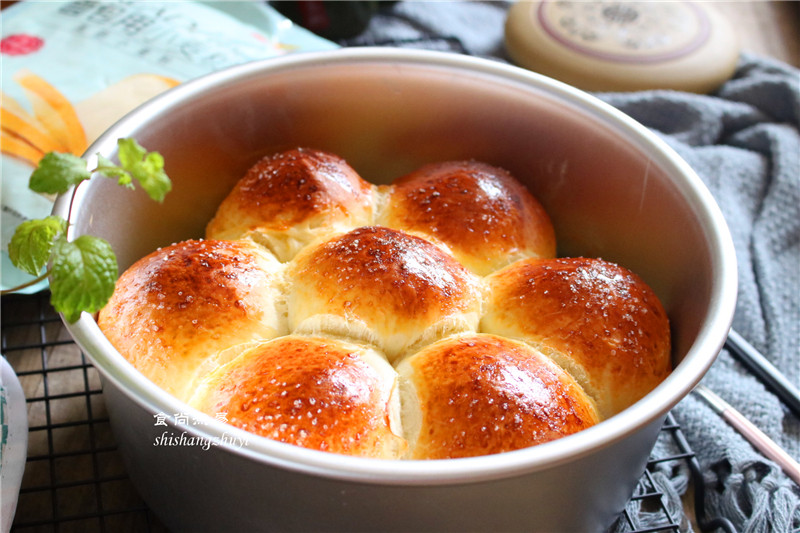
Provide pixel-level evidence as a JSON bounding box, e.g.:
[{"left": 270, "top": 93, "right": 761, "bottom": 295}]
[
  {"left": 29, "top": 152, "right": 91, "bottom": 194},
  {"left": 7, "top": 216, "right": 68, "bottom": 276},
  {"left": 94, "top": 154, "right": 134, "bottom": 189},
  {"left": 116, "top": 137, "right": 147, "bottom": 167},
  {"left": 49, "top": 235, "right": 118, "bottom": 323},
  {"left": 116, "top": 138, "right": 171, "bottom": 202}
]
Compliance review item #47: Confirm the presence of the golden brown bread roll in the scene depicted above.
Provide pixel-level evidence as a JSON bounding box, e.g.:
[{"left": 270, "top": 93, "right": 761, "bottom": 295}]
[
  {"left": 396, "top": 333, "right": 600, "bottom": 459},
  {"left": 206, "top": 147, "right": 374, "bottom": 262},
  {"left": 102, "top": 147, "right": 672, "bottom": 460},
  {"left": 378, "top": 160, "right": 556, "bottom": 276},
  {"left": 97, "top": 239, "right": 286, "bottom": 401},
  {"left": 189, "top": 335, "right": 405, "bottom": 458},
  {"left": 285, "top": 225, "right": 482, "bottom": 363},
  {"left": 481, "top": 257, "right": 671, "bottom": 418}
]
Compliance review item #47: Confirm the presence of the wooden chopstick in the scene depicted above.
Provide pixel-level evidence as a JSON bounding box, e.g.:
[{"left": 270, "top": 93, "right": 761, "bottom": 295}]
[
  {"left": 725, "top": 328, "right": 800, "bottom": 418},
  {"left": 693, "top": 384, "right": 800, "bottom": 485}
]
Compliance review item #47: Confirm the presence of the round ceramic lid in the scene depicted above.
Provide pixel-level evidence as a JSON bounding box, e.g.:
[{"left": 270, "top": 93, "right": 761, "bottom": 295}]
[{"left": 505, "top": 1, "right": 740, "bottom": 93}]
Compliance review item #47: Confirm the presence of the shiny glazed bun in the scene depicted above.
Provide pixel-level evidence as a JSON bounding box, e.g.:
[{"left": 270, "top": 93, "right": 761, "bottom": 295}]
[
  {"left": 97, "top": 239, "right": 286, "bottom": 401},
  {"left": 103, "top": 147, "right": 672, "bottom": 460},
  {"left": 285, "top": 226, "right": 482, "bottom": 363},
  {"left": 206, "top": 147, "right": 374, "bottom": 262},
  {"left": 378, "top": 160, "right": 556, "bottom": 275},
  {"left": 189, "top": 335, "right": 405, "bottom": 458},
  {"left": 481, "top": 257, "right": 672, "bottom": 418},
  {"left": 396, "top": 334, "right": 599, "bottom": 459}
]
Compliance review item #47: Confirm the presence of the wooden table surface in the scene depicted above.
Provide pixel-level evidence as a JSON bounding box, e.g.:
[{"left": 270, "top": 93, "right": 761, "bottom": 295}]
[{"left": 714, "top": 0, "right": 799, "bottom": 67}]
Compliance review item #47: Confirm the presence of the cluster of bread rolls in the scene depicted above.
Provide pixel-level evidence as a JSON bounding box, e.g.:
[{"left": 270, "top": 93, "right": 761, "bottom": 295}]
[{"left": 98, "top": 148, "right": 671, "bottom": 460}]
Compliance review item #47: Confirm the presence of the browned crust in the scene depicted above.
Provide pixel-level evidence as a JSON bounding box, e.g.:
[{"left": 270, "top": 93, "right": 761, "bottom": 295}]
[
  {"left": 406, "top": 334, "right": 599, "bottom": 459},
  {"left": 383, "top": 160, "right": 556, "bottom": 274},
  {"left": 206, "top": 147, "right": 372, "bottom": 237},
  {"left": 483, "top": 257, "right": 671, "bottom": 416},
  {"left": 97, "top": 239, "right": 283, "bottom": 397},
  {"left": 289, "top": 225, "right": 481, "bottom": 335},
  {"left": 193, "top": 336, "right": 400, "bottom": 457}
]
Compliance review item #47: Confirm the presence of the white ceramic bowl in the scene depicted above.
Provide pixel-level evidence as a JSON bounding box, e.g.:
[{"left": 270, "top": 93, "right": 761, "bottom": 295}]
[
  {"left": 1, "top": 357, "right": 28, "bottom": 533},
  {"left": 56, "top": 48, "right": 737, "bottom": 533}
]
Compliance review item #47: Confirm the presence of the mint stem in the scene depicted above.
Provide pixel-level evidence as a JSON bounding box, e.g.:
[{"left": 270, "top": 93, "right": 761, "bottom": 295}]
[{"left": 0, "top": 269, "right": 52, "bottom": 295}]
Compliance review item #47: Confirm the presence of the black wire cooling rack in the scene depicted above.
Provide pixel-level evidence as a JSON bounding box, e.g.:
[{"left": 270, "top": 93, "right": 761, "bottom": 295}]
[
  {"left": 1, "top": 291, "right": 168, "bottom": 533},
  {"left": 1, "top": 290, "right": 726, "bottom": 533}
]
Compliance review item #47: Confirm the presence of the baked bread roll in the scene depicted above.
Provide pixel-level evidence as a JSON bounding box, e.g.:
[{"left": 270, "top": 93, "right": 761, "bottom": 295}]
[
  {"left": 97, "top": 239, "right": 286, "bottom": 401},
  {"left": 101, "top": 147, "right": 672, "bottom": 460},
  {"left": 481, "top": 257, "right": 671, "bottom": 418},
  {"left": 206, "top": 147, "right": 374, "bottom": 262},
  {"left": 285, "top": 225, "right": 482, "bottom": 363},
  {"left": 378, "top": 160, "right": 556, "bottom": 276},
  {"left": 189, "top": 335, "right": 405, "bottom": 458},
  {"left": 396, "top": 333, "right": 599, "bottom": 459}
]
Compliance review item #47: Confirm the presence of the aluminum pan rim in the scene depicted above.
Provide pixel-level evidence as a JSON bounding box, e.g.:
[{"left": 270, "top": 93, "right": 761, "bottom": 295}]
[{"left": 55, "top": 47, "right": 738, "bottom": 485}]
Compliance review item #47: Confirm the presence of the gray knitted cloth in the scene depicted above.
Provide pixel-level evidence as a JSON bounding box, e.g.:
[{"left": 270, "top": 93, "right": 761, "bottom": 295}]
[
  {"left": 349, "top": 2, "right": 800, "bottom": 531},
  {"left": 601, "top": 55, "right": 800, "bottom": 533}
]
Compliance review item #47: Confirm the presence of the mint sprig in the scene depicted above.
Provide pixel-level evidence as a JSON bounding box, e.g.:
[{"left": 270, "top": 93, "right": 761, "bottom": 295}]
[
  {"left": 31, "top": 138, "right": 171, "bottom": 202},
  {"left": 50, "top": 236, "right": 118, "bottom": 323},
  {"left": 8, "top": 216, "right": 67, "bottom": 276},
  {"left": 2, "top": 138, "right": 172, "bottom": 322},
  {"left": 29, "top": 153, "right": 92, "bottom": 194}
]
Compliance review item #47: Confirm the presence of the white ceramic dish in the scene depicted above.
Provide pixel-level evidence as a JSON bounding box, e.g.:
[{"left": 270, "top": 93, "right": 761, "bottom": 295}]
[
  {"left": 55, "top": 48, "right": 737, "bottom": 532},
  {"left": 1, "top": 357, "right": 28, "bottom": 533}
]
